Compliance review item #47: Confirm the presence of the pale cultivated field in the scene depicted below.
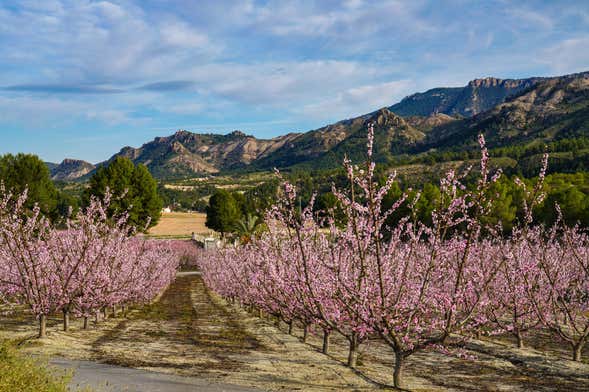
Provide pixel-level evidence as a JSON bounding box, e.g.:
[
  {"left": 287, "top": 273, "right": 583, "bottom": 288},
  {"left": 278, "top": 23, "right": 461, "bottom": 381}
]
[{"left": 148, "top": 212, "right": 211, "bottom": 237}]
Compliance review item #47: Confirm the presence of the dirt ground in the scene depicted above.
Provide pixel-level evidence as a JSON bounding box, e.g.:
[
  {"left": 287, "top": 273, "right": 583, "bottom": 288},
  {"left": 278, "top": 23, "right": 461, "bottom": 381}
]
[
  {"left": 2, "top": 273, "right": 589, "bottom": 392},
  {"left": 148, "top": 212, "right": 210, "bottom": 237}
]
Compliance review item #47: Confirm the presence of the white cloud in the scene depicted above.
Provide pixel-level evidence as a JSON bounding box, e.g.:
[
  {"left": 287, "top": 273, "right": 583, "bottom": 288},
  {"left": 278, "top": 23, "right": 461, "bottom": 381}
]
[
  {"left": 0, "top": 0, "right": 216, "bottom": 85},
  {"left": 540, "top": 36, "right": 589, "bottom": 74},
  {"left": 298, "top": 79, "right": 415, "bottom": 120},
  {"left": 0, "top": 95, "right": 143, "bottom": 128},
  {"left": 183, "top": 60, "right": 387, "bottom": 107},
  {"left": 86, "top": 109, "right": 131, "bottom": 125},
  {"left": 508, "top": 7, "right": 554, "bottom": 30},
  {"left": 167, "top": 102, "right": 206, "bottom": 115},
  {"left": 0, "top": 95, "right": 86, "bottom": 126},
  {"left": 91, "top": 1, "right": 126, "bottom": 20},
  {"left": 250, "top": 0, "right": 436, "bottom": 40},
  {"left": 159, "top": 23, "right": 210, "bottom": 48}
]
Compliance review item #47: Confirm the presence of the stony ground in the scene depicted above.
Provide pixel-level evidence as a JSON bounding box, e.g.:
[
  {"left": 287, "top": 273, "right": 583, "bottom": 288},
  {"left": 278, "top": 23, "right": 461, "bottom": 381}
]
[{"left": 2, "top": 272, "right": 589, "bottom": 391}]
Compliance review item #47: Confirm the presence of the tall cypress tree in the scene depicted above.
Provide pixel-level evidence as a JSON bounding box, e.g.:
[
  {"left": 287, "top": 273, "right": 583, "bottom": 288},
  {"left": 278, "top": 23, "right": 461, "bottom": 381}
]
[{"left": 206, "top": 189, "right": 241, "bottom": 235}]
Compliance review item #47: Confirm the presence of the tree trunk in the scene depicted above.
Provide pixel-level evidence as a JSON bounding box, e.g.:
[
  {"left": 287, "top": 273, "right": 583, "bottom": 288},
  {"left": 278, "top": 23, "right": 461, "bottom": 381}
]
[
  {"left": 63, "top": 309, "right": 70, "bottom": 332},
  {"left": 322, "top": 329, "right": 330, "bottom": 354},
  {"left": 347, "top": 335, "right": 358, "bottom": 368},
  {"left": 258, "top": 308, "right": 263, "bottom": 319},
  {"left": 288, "top": 320, "right": 294, "bottom": 335},
  {"left": 83, "top": 316, "right": 88, "bottom": 330},
  {"left": 573, "top": 342, "right": 583, "bottom": 361},
  {"left": 303, "top": 324, "right": 309, "bottom": 343},
  {"left": 38, "top": 314, "right": 47, "bottom": 339},
  {"left": 516, "top": 331, "right": 524, "bottom": 349},
  {"left": 393, "top": 351, "right": 405, "bottom": 389},
  {"left": 103, "top": 307, "right": 107, "bottom": 319},
  {"left": 95, "top": 312, "right": 99, "bottom": 324},
  {"left": 112, "top": 306, "right": 117, "bottom": 318}
]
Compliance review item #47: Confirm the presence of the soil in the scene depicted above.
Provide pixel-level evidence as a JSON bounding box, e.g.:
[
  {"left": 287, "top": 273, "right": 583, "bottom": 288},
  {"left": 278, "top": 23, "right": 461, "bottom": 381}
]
[{"left": 148, "top": 212, "right": 209, "bottom": 237}]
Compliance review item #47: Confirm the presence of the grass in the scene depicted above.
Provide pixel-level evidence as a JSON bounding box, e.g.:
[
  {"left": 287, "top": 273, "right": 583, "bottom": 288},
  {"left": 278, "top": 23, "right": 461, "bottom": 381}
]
[
  {"left": 148, "top": 211, "right": 211, "bottom": 237},
  {"left": 0, "top": 340, "right": 83, "bottom": 392}
]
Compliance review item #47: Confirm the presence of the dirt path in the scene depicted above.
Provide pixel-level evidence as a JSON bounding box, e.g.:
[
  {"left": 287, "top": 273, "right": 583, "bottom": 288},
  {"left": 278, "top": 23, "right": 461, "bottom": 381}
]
[
  {"left": 51, "top": 357, "right": 261, "bottom": 392},
  {"left": 87, "top": 273, "right": 384, "bottom": 391}
]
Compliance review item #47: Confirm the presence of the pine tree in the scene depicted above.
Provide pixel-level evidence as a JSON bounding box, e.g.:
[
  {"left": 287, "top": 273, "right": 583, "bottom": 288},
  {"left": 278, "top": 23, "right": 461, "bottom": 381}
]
[{"left": 85, "top": 157, "right": 162, "bottom": 230}]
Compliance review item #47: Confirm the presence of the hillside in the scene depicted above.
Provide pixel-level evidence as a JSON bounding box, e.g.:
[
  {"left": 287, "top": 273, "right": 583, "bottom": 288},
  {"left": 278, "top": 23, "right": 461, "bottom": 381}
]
[
  {"left": 110, "top": 130, "right": 300, "bottom": 178},
  {"left": 48, "top": 70, "right": 589, "bottom": 180},
  {"left": 419, "top": 73, "right": 589, "bottom": 152},
  {"left": 289, "top": 72, "right": 589, "bottom": 171},
  {"left": 302, "top": 108, "right": 432, "bottom": 168},
  {"left": 388, "top": 73, "right": 588, "bottom": 118},
  {"left": 50, "top": 159, "right": 95, "bottom": 181},
  {"left": 389, "top": 76, "right": 547, "bottom": 117}
]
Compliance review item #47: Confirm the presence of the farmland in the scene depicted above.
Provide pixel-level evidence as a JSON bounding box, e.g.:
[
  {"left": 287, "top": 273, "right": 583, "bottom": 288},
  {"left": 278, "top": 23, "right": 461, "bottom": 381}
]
[{"left": 148, "top": 212, "right": 210, "bottom": 238}]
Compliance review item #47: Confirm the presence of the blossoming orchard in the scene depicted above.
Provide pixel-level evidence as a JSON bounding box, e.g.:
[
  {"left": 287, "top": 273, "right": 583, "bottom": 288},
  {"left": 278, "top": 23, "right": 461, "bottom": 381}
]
[
  {"left": 198, "top": 126, "right": 589, "bottom": 389},
  {"left": 0, "top": 190, "right": 180, "bottom": 338},
  {"left": 1, "top": 127, "right": 588, "bottom": 390}
]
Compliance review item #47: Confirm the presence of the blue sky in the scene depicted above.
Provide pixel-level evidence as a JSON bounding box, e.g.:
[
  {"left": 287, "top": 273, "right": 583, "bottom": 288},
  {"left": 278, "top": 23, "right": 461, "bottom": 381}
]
[{"left": 0, "top": 0, "right": 588, "bottom": 163}]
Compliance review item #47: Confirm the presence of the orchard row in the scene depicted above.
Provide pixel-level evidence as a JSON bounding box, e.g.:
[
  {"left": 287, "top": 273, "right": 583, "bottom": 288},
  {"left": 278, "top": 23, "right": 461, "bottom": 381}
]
[{"left": 0, "top": 190, "right": 180, "bottom": 337}]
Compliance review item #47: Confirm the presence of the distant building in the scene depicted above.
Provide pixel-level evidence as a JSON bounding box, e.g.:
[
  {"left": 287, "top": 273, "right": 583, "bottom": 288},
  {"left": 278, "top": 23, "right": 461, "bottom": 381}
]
[
  {"left": 162, "top": 206, "right": 172, "bottom": 213},
  {"left": 203, "top": 237, "right": 219, "bottom": 250}
]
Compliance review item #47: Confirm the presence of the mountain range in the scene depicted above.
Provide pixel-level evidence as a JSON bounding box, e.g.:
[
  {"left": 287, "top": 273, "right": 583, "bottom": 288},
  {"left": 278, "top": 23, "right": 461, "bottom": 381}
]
[{"left": 48, "top": 71, "right": 589, "bottom": 181}]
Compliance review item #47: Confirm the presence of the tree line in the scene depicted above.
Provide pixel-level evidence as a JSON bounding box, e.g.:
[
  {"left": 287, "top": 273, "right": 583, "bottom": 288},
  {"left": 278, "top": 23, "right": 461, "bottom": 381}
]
[
  {"left": 0, "top": 154, "right": 162, "bottom": 231},
  {"left": 204, "top": 166, "right": 589, "bottom": 239},
  {"left": 5, "top": 143, "right": 589, "bottom": 239}
]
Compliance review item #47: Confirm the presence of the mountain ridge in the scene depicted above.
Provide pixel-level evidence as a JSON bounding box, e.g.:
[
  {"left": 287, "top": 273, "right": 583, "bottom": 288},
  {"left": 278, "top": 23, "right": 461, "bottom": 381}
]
[
  {"left": 389, "top": 71, "right": 589, "bottom": 118},
  {"left": 49, "top": 70, "right": 589, "bottom": 180}
]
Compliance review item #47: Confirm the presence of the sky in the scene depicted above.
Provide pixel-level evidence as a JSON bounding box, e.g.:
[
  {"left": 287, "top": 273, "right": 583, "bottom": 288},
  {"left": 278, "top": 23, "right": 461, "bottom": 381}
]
[{"left": 0, "top": 0, "right": 588, "bottom": 163}]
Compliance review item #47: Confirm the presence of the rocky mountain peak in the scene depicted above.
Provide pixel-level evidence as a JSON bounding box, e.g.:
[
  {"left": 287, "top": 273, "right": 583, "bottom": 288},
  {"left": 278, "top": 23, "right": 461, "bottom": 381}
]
[
  {"left": 369, "top": 108, "right": 407, "bottom": 127},
  {"left": 228, "top": 130, "right": 248, "bottom": 138},
  {"left": 468, "top": 76, "right": 541, "bottom": 90},
  {"left": 50, "top": 158, "right": 95, "bottom": 181},
  {"left": 389, "top": 73, "right": 562, "bottom": 117},
  {"left": 60, "top": 158, "right": 83, "bottom": 165},
  {"left": 468, "top": 77, "right": 503, "bottom": 88},
  {"left": 174, "top": 129, "right": 191, "bottom": 137}
]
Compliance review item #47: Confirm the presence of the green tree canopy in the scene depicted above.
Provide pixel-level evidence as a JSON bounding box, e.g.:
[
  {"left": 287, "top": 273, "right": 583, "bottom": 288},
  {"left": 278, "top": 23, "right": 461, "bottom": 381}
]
[
  {"left": 314, "top": 191, "right": 347, "bottom": 227},
  {"left": 0, "top": 153, "right": 60, "bottom": 219},
  {"left": 206, "top": 189, "right": 241, "bottom": 235},
  {"left": 483, "top": 178, "right": 519, "bottom": 233},
  {"left": 85, "top": 157, "right": 162, "bottom": 230}
]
